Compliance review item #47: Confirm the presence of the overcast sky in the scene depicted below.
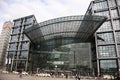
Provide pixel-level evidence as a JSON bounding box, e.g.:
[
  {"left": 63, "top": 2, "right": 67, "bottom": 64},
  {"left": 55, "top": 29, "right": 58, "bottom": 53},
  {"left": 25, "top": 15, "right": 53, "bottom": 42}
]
[{"left": 0, "top": 0, "right": 92, "bottom": 34}]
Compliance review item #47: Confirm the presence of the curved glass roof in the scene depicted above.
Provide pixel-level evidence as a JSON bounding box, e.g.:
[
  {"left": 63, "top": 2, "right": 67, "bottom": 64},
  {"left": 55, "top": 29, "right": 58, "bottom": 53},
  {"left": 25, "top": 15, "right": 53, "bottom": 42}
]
[{"left": 24, "top": 15, "right": 107, "bottom": 50}]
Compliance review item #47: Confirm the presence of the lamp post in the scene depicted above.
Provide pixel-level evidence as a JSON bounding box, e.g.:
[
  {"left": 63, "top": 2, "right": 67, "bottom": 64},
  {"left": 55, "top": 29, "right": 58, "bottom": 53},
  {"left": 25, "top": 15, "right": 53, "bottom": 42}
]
[
  {"left": 74, "top": 51, "right": 76, "bottom": 69},
  {"left": 55, "top": 65, "right": 57, "bottom": 77}
]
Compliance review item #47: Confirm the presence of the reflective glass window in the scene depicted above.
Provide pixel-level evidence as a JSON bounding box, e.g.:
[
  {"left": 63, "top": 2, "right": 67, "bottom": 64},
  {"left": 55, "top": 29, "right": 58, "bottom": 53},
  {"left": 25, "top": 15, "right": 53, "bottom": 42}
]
[
  {"left": 19, "top": 51, "right": 28, "bottom": 59},
  {"left": 9, "top": 43, "right": 18, "bottom": 51},
  {"left": 100, "top": 60, "right": 117, "bottom": 74},
  {"left": 24, "top": 25, "right": 32, "bottom": 29},
  {"left": 14, "top": 21, "right": 21, "bottom": 27},
  {"left": 20, "top": 42, "right": 29, "bottom": 50},
  {"left": 8, "top": 51, "right": 17, "bottom": 59},
  {"left": 95, "top": 11, "right": 110, "bottom": 18},
  {"left": 97, "top": 32, "right": 114, "bottom": 44},
  {"left": 117, "top": 45, "right": 120, "bottom": 57},
  {"left": 115, "top": 32, "right": 120, "bottom": 42},
  {"left": 98, "top": 45, "right": 116, "bottom": 58},
  {"left": 109, "top": 0, "right": 116, "bottom": 7},
  {"left": 113, "top": 20, "right": 120, "bottom": 30},
  {"left": 111, "top": 9, "right": 118, "bottom": 18},
  {"left": 94, "top": 1, "right": 108, "bottom": 10},
  {"left": 11, "top": 35, "right": 18, "bottom": 42},
  {"left": 21, "top": 34, "right": 29, "bottom": 41},
  {"left": 12, "top": 27, "right": 21, "bottom": 34},
  {"left": 97, "top": 21, "right": 112, "bottom": 32},
  {"left": 25, "top": 18, "right": 33, "bottom": 24},
  {"left": 8, "top": 52, "right": 16, "bottom": 58}
]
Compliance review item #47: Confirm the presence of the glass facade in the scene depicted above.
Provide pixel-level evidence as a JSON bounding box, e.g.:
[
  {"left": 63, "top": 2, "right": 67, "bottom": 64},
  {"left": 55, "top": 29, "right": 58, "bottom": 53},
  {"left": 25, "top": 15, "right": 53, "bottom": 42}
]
[
  {"left": 31, "top": 43, "right": 93, "bottom": 75},
  {"left": 98, "top": 45, "right": 116, "bottom": 58},
  {"left": 24, "top": 15, "right": 106, "bottom": 76},
  {"left": 97, "top": 21, "right": 112, "bottom": 32},
  {"left": 87, "top": 0, "right": 120, "bottom": 75},
  {"left": 97, "top": 32, "right": 114, "bottom": 44},
  {"left": 100, "top": 60, "right": 117, "bottom": 75},
  {"left": 6, "top": 15, "right": 37, "bottom": 71}
]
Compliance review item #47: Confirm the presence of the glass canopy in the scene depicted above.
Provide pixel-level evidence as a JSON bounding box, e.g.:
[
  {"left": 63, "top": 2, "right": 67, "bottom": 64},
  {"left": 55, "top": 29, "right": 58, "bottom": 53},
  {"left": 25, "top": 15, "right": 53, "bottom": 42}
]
[{"left": 24, "top": 15, "right": 107, "bottom": 50}]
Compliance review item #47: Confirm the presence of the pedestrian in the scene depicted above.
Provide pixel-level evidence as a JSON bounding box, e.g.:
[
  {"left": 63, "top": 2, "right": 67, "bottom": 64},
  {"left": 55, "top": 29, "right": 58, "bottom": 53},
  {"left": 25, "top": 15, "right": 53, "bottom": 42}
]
[
  {"left": 65, "top": 74, "right": 68, "bottom": 78},
  {"left": 78, "top": 76, "right": 80, "bottom": 80},
  {"left": 75, "top": 74, "right": 80, "bottom": 80},
  {"left": 18, "top": 68, "right": 22, "bottom": 78}
]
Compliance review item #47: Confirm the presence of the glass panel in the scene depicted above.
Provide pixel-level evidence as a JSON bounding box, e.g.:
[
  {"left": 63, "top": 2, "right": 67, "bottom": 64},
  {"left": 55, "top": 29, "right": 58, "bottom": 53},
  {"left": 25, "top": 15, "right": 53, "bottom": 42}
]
[
  {"left": 20, "top": 42, "right": 29, "bottom": 50},
  {"left": 11, "top": 35, "right": 18, "bottom": 42},
  {"left": 9, "top": 43, "right": 18, "bottom": 51},
  {"left": 25, "top": 18, "right": 33, "bottom": 24},
  {"left": 32, "top": 43, "right": 93, "bottom": 75},
  {"left": 12, "top": 27, "right": 21, "bottom": 34},
  {"left": 100, "top": 60, "right": 117, "bottom": 75},
  {"left": 21, "top": 34, "right": 29, "bottom": 41},
  {"left": 109, "top": 0, "right": 116, "bottom": 7},
  {"left": 111, "top": 9, "right": 118, "bottom": 18},
  {"left": 14, "top": 21, "right": 21, "bottom": 27},
  {"left": 95, "top": 11, "right": 110, "bottom": 18},
  {"left": 97, "top": 21, "right": 112, "bottom": 32},
  {"left": 19, "top": 51, "right": 28, "bottom": 59},
  {"left": 94, "top": 1, "right": 108, "bottom": 10},
  {"left": 97, "top": 32, "right": 114, "bottom": 44},
  {"left": 40, "top": 21, "right": 81, "bottom": 37},
  {"left": 115, "top": 32, "right": 120, "bottom": 43},
  {"left": 117, "top": 45, "right": 120, "bottom": 57},
  {"left": 98, "top": 45, "right": 116, "bottom": 58},
  {"left": 113, "top": 20, "right": 120, "bottom": 30},
  {"left": 24, "top": 25, "right": 32, "bottom": 29},
  {"left": 8, "top": 52, "right": 16, "bottom": 58},
  {"left": 8, "top": 52, "right": 17, "bottom": 60}
]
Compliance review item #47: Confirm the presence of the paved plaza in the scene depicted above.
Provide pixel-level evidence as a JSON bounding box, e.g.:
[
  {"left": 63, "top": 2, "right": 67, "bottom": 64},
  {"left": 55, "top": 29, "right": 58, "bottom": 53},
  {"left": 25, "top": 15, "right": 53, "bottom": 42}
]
[
  {"left": 0, "top": 72, "right": 98, "bottom": 80},
  {"left": 0, "top": 72, "right": 76, "bottom": 80}
]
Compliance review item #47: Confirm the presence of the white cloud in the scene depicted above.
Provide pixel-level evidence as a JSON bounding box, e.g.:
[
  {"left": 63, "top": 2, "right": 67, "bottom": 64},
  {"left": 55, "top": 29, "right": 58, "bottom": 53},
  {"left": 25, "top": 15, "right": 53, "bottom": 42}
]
[{"left": 0, "top": 0, "right": 92, "bottom": 34}]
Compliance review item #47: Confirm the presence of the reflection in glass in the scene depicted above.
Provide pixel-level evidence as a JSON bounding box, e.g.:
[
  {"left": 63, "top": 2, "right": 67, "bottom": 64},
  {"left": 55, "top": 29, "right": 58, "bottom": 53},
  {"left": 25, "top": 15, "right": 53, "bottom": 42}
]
[
  {"left": 31, "top": 43, "right": 93, "bottom": 76},
  {"left": 94, "top": 1, "right": 107, "bottom": 10},
  {"left": 97, "top": 32, "right": 114, "bottom": 44},
  {"left": 14, "top": 21, "right": 21, "bottom": 27},
  {"left": 115, "top": 32, "right": 120, "bottom": 42},
  {"left": 12, "top": 27, "right": 20, "bottom": 34},
  {"left": 19, "top": 51, "right": 28, "bottom": 59},
  {"left": 111, "top": 9, "right": 118, "bottom": 18},
  {"left": 113, "top": 20, "right": 120, "bottom": 30},
  {"left": 109, "top": 0, "right": 116, "bottom": 7},
  {"left": 11, "top": 35, "right": 18, "bottom": 42},
  {"left": 98, "top": 45, "right": 116, "bottom": 58},
  {"left": 117, "top": 45, "right": 120, "bottom": 57},
  {"left": 20, "top": 42, "right": 29, "bottom": 50},
  {"left": 9, "top": 43, "right": 18, "bottom": 51},
  {"left": 95, "top": 11, "right": 110, "bottom": 18},
  {"left": 97, "top": 21, "right": 112, "bottom": 32},
  {"left": 100, "top": 60, "right": 117, "bottom": 75}
]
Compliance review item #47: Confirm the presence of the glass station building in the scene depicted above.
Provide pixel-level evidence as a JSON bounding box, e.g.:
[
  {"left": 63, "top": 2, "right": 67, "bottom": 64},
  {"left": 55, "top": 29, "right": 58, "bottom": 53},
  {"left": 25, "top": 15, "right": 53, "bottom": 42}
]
[
  {"left": 6, "top": 14, "right": 107, "bottom": 76},
  {"left": 24, "top": 15, "right": 106, "bottom": 76},
  {"left": 6, "top": 0, "right": 120, "bottom": 76},
  {"left": 86, "top": 0, "right": 120, "bottom": 75}
]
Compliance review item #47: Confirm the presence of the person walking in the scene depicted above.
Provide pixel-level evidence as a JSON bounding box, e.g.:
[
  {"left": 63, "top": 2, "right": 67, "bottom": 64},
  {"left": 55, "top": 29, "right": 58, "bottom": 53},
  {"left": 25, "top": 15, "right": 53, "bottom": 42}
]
[
  {"left": 75, "top": 74, "right": 80, "bottom": 80},
  {"left": 18, "top": 68, "right": 23, "bottom": 78}
]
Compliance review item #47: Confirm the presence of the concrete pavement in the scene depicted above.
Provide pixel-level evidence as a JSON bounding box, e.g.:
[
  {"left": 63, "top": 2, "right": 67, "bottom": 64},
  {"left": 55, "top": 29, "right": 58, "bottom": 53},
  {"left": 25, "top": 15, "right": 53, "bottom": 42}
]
[{"left": 0, "top": 73, "right": 76, "bottom": 80}]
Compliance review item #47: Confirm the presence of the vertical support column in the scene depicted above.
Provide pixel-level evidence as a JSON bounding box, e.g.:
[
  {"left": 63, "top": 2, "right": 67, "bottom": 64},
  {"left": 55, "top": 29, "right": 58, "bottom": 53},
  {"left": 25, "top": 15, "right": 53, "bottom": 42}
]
[
  {"left": 108, "top": 0, "right": 120, "bottom": 71},
  {"left": 95, "top": 33, "right": 100, "bottom": 76}
]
